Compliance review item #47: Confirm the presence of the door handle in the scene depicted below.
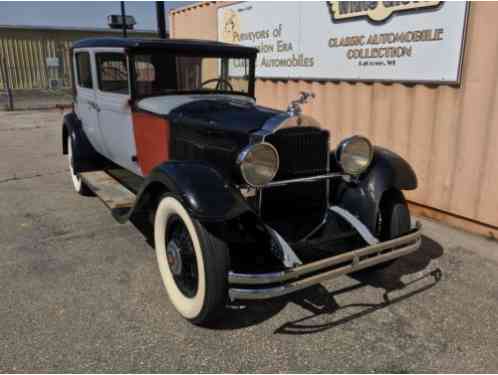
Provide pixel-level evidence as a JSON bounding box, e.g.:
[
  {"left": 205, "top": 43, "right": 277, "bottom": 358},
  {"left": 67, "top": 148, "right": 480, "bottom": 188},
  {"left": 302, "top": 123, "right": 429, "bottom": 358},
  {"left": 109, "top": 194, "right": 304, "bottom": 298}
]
[{"left": 88, "top": 101, "right": 100, "bottom": 112}]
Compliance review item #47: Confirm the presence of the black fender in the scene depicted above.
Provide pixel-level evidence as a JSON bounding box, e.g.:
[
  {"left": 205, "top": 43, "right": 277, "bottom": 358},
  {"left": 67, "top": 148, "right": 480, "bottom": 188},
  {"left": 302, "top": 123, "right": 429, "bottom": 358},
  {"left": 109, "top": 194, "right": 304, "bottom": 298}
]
[
  {"left": 120, "top": 161, "right": 285, "bottom": 265},
  {"left": 62, "top": 112, "right": 107, "bottom": 173},
  {"left": 333, "top": 146, "right": 417, "bottom": 234},
  {"left": 116, "top": 161, "right": 253, "bottom": 223}
]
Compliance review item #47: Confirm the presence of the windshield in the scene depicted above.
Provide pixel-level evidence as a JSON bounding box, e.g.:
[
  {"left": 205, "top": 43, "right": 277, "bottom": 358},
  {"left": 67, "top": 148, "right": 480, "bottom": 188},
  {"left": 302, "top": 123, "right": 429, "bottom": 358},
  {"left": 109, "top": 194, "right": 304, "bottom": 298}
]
[{"left": 133, "top": 52, "right": 253, "bottom": 98}]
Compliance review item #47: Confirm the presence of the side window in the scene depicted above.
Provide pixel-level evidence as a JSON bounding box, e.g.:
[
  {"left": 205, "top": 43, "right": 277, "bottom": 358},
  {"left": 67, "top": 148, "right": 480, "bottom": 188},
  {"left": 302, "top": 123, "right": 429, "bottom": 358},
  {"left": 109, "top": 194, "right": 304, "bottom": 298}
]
[
  {"left": 135, "top": 59, "right": 155, "bottom": 82},
  {"left": 96, "top": 53, "right": 129, "bottom": 94},
  {"left": 176, "top": 56, "right": 202, "bottom": 90},
  {"left": 75, "top": 52, "right": 93, "bottom": 89},
  {"left": 134, "top": 55, "right": 156, "bottom": 97}
]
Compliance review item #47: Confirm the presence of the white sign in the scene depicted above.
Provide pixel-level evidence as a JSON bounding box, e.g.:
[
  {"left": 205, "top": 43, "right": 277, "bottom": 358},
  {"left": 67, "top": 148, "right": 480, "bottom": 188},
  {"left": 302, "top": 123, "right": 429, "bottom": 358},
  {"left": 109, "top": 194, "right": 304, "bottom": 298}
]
[
  {"left": 46, "top": 57, "right": 60, "bottom": 68},
  {"left": 218, "top": 2, "right": 469, "bottom": 84}
]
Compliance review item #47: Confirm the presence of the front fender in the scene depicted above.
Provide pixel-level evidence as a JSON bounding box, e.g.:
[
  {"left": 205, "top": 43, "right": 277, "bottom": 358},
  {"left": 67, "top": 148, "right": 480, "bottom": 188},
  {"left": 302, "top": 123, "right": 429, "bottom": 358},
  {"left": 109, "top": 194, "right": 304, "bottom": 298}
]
[
  {"left": 129, "top": 161, "right": 253, "bottom": 223},
  {"left": 334, "top": 147, "right": 417, "bottom": 233}
]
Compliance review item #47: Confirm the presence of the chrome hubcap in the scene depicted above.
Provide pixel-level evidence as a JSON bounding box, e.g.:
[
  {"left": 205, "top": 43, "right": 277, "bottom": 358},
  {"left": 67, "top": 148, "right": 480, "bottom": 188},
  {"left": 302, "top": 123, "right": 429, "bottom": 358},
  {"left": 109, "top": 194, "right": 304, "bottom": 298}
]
[
  {"left": 165, "top": 215, "right": 199, "bottom": 298},
  {"left": 166, "top": 240, "right": 183, "bottom": 276}
]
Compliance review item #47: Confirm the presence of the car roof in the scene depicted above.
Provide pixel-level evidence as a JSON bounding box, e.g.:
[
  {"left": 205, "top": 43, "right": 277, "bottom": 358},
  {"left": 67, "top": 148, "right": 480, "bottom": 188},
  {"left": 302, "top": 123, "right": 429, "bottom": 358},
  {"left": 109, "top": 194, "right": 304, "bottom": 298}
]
[{"left": 72, "top": 37, "right": 258, "bottom": 57}]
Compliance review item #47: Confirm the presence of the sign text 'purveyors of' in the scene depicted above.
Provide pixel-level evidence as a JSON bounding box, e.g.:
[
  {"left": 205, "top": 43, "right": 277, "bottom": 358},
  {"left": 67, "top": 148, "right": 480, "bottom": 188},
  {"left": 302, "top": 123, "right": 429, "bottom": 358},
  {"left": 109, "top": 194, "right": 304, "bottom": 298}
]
[{"left": 218, "top": 1, "right": 469, "bottom": 84}]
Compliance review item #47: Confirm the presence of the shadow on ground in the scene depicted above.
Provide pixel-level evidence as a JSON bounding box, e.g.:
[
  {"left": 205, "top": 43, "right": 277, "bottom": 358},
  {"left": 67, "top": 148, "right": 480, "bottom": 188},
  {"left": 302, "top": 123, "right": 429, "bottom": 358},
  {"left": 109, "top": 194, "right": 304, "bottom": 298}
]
[
  {"left": 273, "top": 236, "right": 443, "bottom": 335},
  {"left": 130, "top": 214, "right": 444, "bottom": 332}
]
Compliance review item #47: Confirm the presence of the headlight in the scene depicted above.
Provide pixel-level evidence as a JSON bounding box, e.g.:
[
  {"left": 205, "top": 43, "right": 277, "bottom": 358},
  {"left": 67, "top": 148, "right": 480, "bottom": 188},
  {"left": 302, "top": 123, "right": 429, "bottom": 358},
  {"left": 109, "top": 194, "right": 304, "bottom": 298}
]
[
  {"left": 336, "top": 136, "right": 373, "bottom": 175},
  {"left": 237, "top": 143, "right": 279, "bottom": 187}
]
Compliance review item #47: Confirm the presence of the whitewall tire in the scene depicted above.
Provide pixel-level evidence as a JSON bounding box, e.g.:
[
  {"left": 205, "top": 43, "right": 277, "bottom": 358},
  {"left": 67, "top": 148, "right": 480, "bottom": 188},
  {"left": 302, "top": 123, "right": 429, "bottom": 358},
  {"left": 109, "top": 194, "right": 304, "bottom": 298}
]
[
  {"left": 67, "top": 136, "right": 91, "bottom": 196},
  {"left": 154, "top": 194, "right": 229, "bottom": 325}
]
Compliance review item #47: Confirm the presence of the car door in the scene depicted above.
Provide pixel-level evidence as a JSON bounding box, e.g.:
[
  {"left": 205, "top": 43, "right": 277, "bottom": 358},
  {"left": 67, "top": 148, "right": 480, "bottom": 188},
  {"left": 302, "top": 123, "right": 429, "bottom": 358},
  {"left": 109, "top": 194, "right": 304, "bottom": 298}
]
[
  {"left": 73, "top": 50, "right": 108, "bottom": 156},
  {"left": 95, "top": 50, "right": 140, "bottom": 175}
]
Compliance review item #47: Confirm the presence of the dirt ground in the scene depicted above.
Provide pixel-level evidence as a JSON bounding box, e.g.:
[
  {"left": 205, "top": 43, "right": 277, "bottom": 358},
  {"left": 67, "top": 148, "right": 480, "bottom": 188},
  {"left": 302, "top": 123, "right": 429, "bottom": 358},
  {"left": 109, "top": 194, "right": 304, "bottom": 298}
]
[{"left": 0, "top": 109, "right": 497, "bottom": 372}]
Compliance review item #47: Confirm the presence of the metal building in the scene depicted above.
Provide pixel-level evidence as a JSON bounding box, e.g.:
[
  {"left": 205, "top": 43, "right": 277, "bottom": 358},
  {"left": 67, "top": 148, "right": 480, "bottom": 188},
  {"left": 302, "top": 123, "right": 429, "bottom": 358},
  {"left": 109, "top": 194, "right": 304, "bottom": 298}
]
[{"left": 0, "top": 25, "right": 156, "bottom": 90}]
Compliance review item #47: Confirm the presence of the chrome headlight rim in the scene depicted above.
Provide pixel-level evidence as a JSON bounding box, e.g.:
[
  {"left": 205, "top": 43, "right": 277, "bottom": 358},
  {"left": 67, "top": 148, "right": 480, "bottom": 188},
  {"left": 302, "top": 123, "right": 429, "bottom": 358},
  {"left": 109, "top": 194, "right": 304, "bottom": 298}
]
[
  {"left": 336, "top": 136, "right": 374, "bottom": 176},
  {"left": 237, "top": 142, "right": 280, "bottom": 188}
]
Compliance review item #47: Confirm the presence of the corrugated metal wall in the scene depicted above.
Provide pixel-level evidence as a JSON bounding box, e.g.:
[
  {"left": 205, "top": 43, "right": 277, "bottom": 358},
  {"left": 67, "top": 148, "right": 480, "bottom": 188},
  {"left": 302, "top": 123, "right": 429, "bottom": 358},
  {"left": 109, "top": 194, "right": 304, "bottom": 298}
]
[
  {"left": 0, "top": 27, "right": 155, "bottom": 90},
  {"left": 0, "top": 35, "right": 73, "bottom": 89},
  {"left": 171, "top": 2, "right": 498, "bottom": 229}
]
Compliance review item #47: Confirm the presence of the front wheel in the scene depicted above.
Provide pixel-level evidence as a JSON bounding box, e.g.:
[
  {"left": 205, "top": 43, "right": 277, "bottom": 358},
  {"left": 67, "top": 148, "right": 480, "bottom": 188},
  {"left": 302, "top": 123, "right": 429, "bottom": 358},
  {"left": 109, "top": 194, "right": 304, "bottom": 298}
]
[
  {"left": 154, "top": 194, "right": 229, "bottom": 325},
  {"left": 378, "top": 189, "right": 411, "bottom": 242},
  {"left": 366, "top": 190, "right": 411, "bottom": 272}
]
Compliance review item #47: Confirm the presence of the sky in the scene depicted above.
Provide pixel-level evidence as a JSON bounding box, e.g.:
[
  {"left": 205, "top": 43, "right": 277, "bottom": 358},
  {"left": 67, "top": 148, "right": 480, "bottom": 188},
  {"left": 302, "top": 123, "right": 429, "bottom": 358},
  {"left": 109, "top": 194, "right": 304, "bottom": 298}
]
[{"left": 0, "top": 1, "right": 192, "bottom": 31}]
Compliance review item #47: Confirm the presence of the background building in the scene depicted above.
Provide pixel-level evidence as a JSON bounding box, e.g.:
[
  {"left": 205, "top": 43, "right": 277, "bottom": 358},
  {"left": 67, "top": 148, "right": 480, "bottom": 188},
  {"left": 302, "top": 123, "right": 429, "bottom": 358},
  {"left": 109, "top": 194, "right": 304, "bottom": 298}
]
[
  {"left": 0, "top": 25, "right": 157, "bottom": 90},
  {"left": 170, "top": 1, "right": 498, "bottom": 238}
]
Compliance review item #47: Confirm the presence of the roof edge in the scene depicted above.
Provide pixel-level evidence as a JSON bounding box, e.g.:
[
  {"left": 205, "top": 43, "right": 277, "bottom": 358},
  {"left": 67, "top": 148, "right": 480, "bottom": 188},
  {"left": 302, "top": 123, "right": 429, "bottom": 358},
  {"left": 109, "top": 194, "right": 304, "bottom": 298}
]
[
  {"left": 0, "top": 24, "right": 159, "bottom": 34},
  {"left": 169, "top": 1, "right": 215, "bottom": 15},
  {"left": 71, "top": 37, "right": 258, "bottom": 55}
]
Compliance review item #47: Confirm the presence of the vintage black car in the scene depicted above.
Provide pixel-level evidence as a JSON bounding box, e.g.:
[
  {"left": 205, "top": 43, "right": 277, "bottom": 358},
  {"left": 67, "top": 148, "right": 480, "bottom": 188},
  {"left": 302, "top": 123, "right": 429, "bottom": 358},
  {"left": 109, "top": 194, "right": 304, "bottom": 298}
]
[{"left": 62, "top": 37, "right": 421, "bottom": 325}]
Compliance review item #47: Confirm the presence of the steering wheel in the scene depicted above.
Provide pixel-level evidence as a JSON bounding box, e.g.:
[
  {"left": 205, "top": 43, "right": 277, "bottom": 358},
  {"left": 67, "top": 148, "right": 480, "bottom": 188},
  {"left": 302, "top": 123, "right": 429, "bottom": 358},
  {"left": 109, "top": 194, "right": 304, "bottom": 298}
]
[{"left": 201, "top": 78, "right": 233, "bottom": 91}]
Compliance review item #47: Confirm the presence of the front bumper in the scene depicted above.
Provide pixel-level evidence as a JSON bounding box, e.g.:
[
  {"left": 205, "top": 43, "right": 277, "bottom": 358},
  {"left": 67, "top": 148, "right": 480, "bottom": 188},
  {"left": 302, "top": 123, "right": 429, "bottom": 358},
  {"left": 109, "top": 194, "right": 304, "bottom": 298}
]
[{"left": 228, "top": 222, "right": 422, "bottom": 300}]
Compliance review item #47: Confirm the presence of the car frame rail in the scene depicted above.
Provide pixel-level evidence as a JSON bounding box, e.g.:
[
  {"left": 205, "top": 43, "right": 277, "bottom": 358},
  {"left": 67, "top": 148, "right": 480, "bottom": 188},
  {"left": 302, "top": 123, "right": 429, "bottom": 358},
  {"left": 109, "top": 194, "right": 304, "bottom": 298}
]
[{"left": 228, "top": 222, "right": 422, "bottom": 300}]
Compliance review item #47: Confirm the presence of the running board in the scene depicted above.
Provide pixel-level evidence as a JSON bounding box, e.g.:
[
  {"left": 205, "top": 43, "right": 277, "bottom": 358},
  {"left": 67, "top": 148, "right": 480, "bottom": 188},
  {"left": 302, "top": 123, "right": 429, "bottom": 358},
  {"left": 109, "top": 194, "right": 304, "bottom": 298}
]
[{"left": 80, "top": 171, "right": 136, "bottom": 210}]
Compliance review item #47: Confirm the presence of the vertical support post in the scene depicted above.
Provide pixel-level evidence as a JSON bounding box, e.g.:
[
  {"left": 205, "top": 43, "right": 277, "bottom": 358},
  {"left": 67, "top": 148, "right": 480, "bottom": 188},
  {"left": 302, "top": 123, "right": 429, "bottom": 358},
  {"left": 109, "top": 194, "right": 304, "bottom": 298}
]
[
  {"left": 1, "top": 57, "right": 13, "bottom": 111},
  {"left": 120, "top": 1, "right": 127, "bottom": 38},
  {"left": 156, "top": 2, "right": 167, "bottom": 39},
  {"left": 249, "top": 57, "right": 256, "bottom": 98},
  {"left": 0, "top": 56, "right": 4, "bottom": 91}
]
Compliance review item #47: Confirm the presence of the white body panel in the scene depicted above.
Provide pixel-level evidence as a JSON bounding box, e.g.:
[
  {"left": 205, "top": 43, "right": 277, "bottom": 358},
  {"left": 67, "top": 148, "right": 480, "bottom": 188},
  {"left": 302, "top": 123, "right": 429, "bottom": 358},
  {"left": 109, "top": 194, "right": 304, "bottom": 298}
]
[
  {"left": 137, "top": 94, "right": 255, "bottom": 116},
  {"left": 96, "top": 90, "right": 139, "bottom": 175},
  {"left": 73, "top": 50, "right": 108, "bottom": 156},
  {"left": 74, "top": 87, "right": 103, "bottom": 152},
  {"left": 73, "top": 47, "right": 139, "bottom": 175},
  {"left": 93, "top": 47, "right": 139, "bottom": 175}
]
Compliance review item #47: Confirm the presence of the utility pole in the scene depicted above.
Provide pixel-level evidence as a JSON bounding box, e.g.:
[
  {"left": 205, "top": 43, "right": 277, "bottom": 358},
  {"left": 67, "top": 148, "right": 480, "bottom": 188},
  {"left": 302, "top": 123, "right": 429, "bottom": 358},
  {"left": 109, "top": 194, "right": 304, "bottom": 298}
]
[
  {"left": 120, "top": 1, "right": 127, "bottom": 38},
  {"left": 156, "top": 2, "right": 167, "bottom": 39}
]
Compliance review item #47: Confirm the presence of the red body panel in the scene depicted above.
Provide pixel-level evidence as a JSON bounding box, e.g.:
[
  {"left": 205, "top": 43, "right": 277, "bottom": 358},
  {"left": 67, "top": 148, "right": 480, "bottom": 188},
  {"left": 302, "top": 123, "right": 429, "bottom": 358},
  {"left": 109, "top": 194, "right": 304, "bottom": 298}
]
[{"left": 132, "top": 112, "right": 170, "bottom": 175}]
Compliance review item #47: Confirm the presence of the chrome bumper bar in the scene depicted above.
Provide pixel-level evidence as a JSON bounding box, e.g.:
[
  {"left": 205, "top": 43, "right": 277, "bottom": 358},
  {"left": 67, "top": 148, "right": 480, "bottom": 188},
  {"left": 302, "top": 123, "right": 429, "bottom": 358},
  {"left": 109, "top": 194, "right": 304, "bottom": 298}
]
[
  {"left": 228, "top": 222, "right": 422, "bottom": 300},
  {"left": 265, "top": 172, "right": 346, "bottom": 188}
]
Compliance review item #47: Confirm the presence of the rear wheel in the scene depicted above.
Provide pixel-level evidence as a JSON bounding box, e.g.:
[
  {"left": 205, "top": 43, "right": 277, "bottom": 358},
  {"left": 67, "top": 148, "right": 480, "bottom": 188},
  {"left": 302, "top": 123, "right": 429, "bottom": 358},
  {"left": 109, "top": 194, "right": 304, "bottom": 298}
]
[
  {"left": 67, "top": 135, "right": 92, "bottom": 196},
  {"left": 154, "top": 194, "right": 229, "bottom": 325}
]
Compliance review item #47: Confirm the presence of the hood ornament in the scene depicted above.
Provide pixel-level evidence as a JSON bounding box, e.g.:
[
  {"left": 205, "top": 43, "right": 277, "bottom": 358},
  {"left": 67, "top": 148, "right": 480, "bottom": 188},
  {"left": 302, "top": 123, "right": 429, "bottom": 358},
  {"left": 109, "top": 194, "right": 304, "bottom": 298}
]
[{"left": 287, "top": 91, "right": 315, "bottom": 118}]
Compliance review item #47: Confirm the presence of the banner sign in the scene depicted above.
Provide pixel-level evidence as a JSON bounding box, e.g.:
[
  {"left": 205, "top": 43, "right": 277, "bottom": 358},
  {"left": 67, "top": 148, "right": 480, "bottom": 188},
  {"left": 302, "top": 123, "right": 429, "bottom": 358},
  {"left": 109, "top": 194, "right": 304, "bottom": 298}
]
[{"left": 218, "top": 2, "right": 469, "bottom": 84}]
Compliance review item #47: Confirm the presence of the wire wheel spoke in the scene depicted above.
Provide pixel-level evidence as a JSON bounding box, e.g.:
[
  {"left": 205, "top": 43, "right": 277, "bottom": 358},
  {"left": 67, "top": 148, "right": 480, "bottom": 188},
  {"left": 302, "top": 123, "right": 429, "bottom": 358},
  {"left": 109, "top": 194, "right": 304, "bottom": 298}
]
[{"left": 166, "top": 215, "right": 199, "bottom": 297}]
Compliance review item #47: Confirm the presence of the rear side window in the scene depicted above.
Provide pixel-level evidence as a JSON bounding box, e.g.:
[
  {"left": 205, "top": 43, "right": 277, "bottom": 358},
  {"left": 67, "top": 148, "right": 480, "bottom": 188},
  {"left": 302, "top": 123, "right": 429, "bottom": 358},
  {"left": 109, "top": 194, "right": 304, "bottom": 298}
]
[
  {"left": 75, "top": 52, "right": 93, "bottom": 89},
  {"left": 96, "top": 53, "right": 129, "bottom": 94},
  {"left": 134, "top": 55, "right": 156, "bottom": 97}
]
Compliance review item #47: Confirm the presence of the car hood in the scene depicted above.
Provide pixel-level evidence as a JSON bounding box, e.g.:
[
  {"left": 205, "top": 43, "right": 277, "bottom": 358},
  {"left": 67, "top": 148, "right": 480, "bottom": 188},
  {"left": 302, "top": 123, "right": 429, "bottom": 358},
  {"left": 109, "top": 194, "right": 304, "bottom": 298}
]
[{"left": 137, "top": 94, "right": 281, "bottom": 134}]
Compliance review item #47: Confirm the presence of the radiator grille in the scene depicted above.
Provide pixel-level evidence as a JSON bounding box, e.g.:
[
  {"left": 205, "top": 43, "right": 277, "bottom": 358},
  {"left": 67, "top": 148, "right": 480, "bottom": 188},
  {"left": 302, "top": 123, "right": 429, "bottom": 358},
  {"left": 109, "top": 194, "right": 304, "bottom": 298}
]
[
  {"left": 266, "top": 127, "right": 329, "bottom": 179},
  {"left": 262, "top": 127, "right": 330, "bottom": 241}
]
